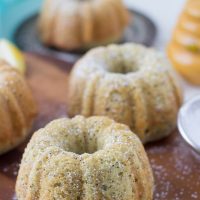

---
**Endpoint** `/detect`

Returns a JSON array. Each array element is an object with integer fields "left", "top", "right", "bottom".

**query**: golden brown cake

[
  {"left": 0, "top": 60, "right": 37, "bottom": 155},
  {"left": 38, "top": 0, "right": 129, "bottom": 50},
  {"left": 168, "top": 0, "right": 200, "bottom": 85},
  {"left": 67, "top": 43, "right": 182, "bottom": 143},
  {"left": 16, "top": 115, "right": 154, "bottom": 200}
]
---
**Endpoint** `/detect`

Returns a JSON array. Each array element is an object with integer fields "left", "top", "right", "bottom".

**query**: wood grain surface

[{"left": 0, "top": 53, "right": 200, "bottom": 200}]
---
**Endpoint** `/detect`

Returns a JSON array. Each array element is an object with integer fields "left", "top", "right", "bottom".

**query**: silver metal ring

[{"left": 178, "top": 94, "right": 200, "bottom": 153}]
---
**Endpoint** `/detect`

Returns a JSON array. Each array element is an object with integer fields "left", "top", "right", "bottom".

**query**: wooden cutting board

[{"left": 0, "top": 53, "right": 200, "bottom": 200}]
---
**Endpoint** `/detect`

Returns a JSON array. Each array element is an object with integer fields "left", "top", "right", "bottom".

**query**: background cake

[
  {"left": 38, "top": 0, "right": 129, "bottom": 50},
  {"left": 67, "top": 43, "right": 182, "bottom": 143},
  {"left": 0, "top": 60, "right": 37, "bottom": 155}
]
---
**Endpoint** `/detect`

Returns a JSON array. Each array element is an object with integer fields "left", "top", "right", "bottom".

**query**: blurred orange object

[{"left": 168, "top": 0, "right": 200, "bottom": 85}]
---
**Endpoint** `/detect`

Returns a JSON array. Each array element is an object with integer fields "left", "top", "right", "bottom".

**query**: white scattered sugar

[
  {"left": 191, "top": 192, "right": 198, "bottom": 199},
  {"left": 147, "top": 134, "right": 200, "bottom": 199},
  {"left": 3, "top": 162, "right": 19, "bottom": 177},
  {"left": 12, "top": 194, "right": 17, "bottom": 200}
]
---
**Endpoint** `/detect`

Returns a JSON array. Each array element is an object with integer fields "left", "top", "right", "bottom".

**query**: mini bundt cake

[
  {"left": 0, "top": 60, "right": 37, "bottom": 155},
  {"left": 38, "top": 0, "right": 129, "bottom": 50},
  {"left": 67, "top": 43, "right": 182, "bottom": 143},
  {"left": 16, "top": 116, "right": 154, "bottom": 200},
  {"left": 168, "top": 0, "right": 200, "bottom": 85}
]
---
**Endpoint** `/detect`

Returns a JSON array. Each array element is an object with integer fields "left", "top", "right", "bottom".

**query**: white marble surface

[{"left": 125, "top": 0, "right": 200, "bottom": 100}]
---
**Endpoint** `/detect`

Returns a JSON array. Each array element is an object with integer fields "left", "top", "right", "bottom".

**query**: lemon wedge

[{"left": 0, "top": 39, "right": 26, "bottom": 74}]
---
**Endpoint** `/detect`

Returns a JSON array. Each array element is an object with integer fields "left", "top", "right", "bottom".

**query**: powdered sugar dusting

[{"left": 147, "top": 132, "right": 200, "bottom": 199}]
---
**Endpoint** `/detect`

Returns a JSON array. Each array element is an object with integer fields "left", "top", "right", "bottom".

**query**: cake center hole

[{"left": 106, "top": 62, "right": 139, "bottom": 74}]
